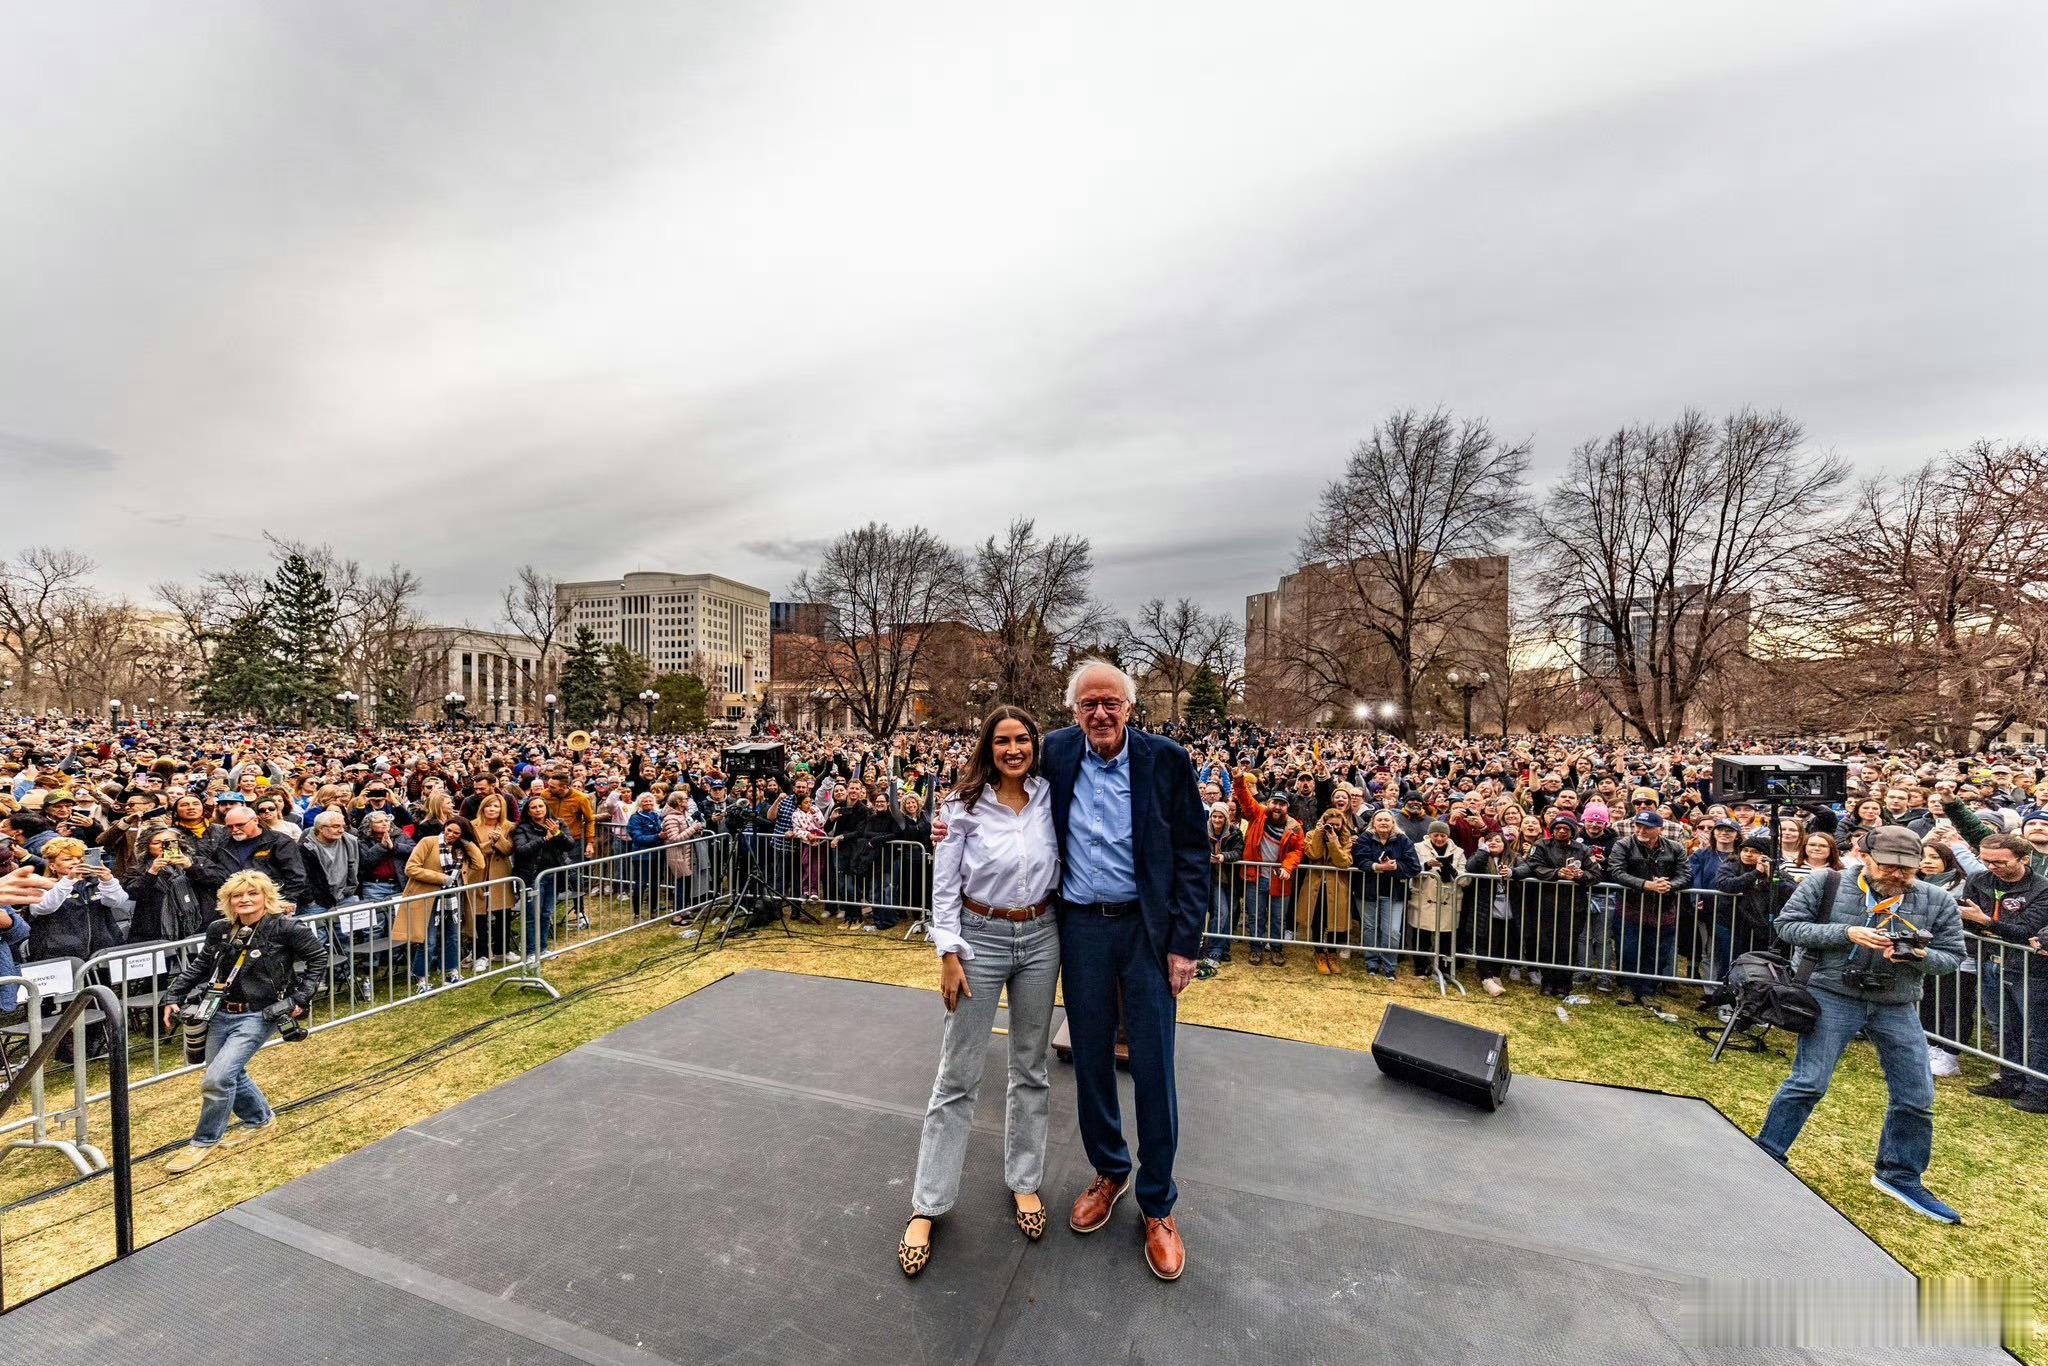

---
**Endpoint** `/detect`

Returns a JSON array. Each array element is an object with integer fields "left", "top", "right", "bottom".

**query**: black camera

[
  {"left": 176, "top": 996, "right": 220, "bottom": 1065},
  {"left": 1886, "top": 927, "right": 1931, "bottom": 959}
]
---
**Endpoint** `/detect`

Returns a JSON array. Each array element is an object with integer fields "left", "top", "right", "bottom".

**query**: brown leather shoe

[
  {"left": 1069, "top": 1172, "right": 1132, "bottom": 1234},
  {"left": 1144, "top": 1215, "right": 1185, "bottom": 1280}
]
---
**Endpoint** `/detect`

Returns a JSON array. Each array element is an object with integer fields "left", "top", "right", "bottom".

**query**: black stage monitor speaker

[
  {"left": 1371, "top": 1004, "right": 1510, "bottom": 1111},
  {"left": 1712, "top": 755, "right": 1847, "bottom": 806}
]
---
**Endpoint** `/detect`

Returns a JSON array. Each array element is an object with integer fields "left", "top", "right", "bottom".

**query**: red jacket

[{"left": 1240, "top": 804, "right": 1306, "bottom": 893}]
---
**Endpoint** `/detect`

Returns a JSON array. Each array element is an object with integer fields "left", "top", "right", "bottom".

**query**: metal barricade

[
  {"left": 0, "top": 973, "right": 103, "bottom": 1176},
  {"left": 1445, "top": 874, "right": 1744, "bottom": 995},
  {"left": 747, "top": 833, "right": 932, "bottom": 933},
  {"left": 1206, "top": 859, "right": 1460, "bottom": 991},
  {"left": 1923, "top": 929, "right": 2045, "bottom": 1085},
  {"left": 529, "top": 836, "right": 731, "bottom": 972}
]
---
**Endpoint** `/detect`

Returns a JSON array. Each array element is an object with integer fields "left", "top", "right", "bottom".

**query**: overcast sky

[{"left": 3, "top": 1, "right": 2044, "bottom": 628}]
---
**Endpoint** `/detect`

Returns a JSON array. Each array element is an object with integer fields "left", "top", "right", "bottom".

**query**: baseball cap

[
  {"left": 1866, "top": 826, "right": 1924, "bottom": 867},
  {"left": 1633, "top": 810, "right": 1665, "bottom": 828}
]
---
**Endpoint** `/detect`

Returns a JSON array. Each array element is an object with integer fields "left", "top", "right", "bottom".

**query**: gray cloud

[{"left": 1, "top": 1, "right": 2042, "bottom": 627}]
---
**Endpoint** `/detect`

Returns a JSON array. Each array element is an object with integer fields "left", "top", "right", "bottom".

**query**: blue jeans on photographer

[
  {"left": 1758, "top": 988, "right": 1934, "bottom": 1188},
  {"left": 192, "top": 1010, "right": 277, "bottom": 1147}
]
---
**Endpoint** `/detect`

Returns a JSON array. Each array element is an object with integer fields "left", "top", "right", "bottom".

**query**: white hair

[{"left": 1064, "top": 658, "right": 1138, "bottom": 709}]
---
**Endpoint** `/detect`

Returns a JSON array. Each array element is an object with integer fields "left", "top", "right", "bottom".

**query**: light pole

[
  {"left": 968, "top": 678, "right": 994, "bottom": 726},
  {"left": 544, "top": 692, "right": 558, "bottom": 741},
  {"left": 1352, "top": 701, "right": 1370, "bottom": 729},
  {"left": 742, "top": 648, "right": 758, "bottom": 732},
  {"left": 1446, "top": 669, "right": 1490, "bottom": 740},
  {"left": 491, "top": 688, "right": 505, "bottom": 727},
  {"left": 638, "top": 687, "right": 659, "bottom": 734},
  {"left": 335, "top": 689, "right": 360, "bottom": 726},
  {"left": 443, "top": 691, "right": 467, "bottom": 727},
  {"left": 108, "top": 697, "right": 123, "bottom": 728}
]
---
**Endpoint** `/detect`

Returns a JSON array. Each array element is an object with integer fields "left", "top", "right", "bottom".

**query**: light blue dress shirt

[{"left": 1062, "top": 736, "right": 1138, "bottom": 903}]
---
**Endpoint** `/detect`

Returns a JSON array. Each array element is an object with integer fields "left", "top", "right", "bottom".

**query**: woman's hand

[{"left": 939, "top": 953, "right": 971, "bottom": 1013}]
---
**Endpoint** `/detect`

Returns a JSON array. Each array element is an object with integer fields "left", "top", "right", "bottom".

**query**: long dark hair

[{"left": 948, "top": 704, "right": 1041, "bottom": 812}]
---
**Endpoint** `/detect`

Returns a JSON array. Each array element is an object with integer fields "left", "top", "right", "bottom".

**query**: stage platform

[{"left": 0, "top": 971, "right": 2004, "bottom": 1364}]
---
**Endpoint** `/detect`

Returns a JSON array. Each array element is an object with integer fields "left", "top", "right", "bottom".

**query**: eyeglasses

[{"left": 1075, "top": 699, "right": 1126, "bottom": 714}]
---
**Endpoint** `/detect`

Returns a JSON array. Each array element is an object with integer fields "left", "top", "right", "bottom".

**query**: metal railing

[
  {"left": 0, "top": 983, "right": 133, "bottom": 1307},
  {"left": 526, "top": 834, "right": 732, "bottom": 973},
  {"left": 745, "top": 834, "right": 933, "bottom": 933}
]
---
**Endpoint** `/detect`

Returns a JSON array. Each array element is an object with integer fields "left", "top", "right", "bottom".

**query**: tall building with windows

[{"left": 556, "top": 572, "right": 771, "bottom": 720}]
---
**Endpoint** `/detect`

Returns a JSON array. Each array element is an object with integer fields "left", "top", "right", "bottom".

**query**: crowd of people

[{"left": 1, "top": 713, "right": 2042, "bottom": 1115}]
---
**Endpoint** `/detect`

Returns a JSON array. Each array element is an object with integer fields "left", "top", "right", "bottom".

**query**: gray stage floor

[{"left": 0, "top": 971, "right": 2006, "bottom": 1365}]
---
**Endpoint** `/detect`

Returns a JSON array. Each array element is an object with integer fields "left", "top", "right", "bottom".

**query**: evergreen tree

[
  {"left": 558, "top": 626, "right": 609, "bottom": 727},
  {"left": 370, "top": 647, "right": 417, "bottom": 726},
  {"left": 194, "top": 609, "right": 286, "bottom": 719},
  {"left": 1185, "top": 665, "right": 1230, "bottom": 729},
  {"left": 266, "top": 551, "right": 342, "bottom": 720},
  {"left": 653, "top": 672, "right": 710, "bottom": 733},
  {"left": 602, "top": 644, "right": 652, "bottom": 725}
]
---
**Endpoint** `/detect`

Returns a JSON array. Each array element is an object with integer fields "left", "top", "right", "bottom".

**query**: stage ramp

[{"left": 0, "top": 971, "right": 2005, "bottom": 1365}]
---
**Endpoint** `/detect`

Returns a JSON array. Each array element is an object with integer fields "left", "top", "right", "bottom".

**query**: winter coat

[
  {"left": 298, "top": 831, "right": 363, "bottom": 909},
  {"left": 1409, "top": 837, "right": 1467, "bottom": 933},
  {"left": 662, "top": 810, "right": 705, "bottom": 878},
  {"left": 397, "top": 835, "right": 484, "bottom": 945},
  {"left": 196, "top": 827, "right": 308, "bottom": 911},
  {"left": 0, "top": 912, "right": 32, "bottom": 1011},
  {"left": 1297, "top": 826, "right": 1355, "bottom": 934},
  {"left": 469, "top": 821, "right": 519, "bottom": 918},
  {"left": 1239, "top": 805, "right": 1306, "bottom": 894},
  {"left": 512, "top": 819, "right": 577, "bottom": 885},
  {"left": 123, "top": 867, "right": 210, "bottom": 944},
  {"left": 1353, "top": 829, "right": 1422, "bottom": 903},
  {"left": 1606, "top": 834, "right": 1693, "bottom": 929},
  {"left": 28, "top": 874, "right": 136, "bottom": 962},
  {"left": 1774, "top": 869, "right": 1963, "bottom": 1006},
  {"left": 166, "top": 913, "right": 329, "bottom": 1017}
]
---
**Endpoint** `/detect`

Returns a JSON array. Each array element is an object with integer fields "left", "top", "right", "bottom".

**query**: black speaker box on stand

[{"left": 1371, "top": 1003, "right": 1511, "bottom": 1111}]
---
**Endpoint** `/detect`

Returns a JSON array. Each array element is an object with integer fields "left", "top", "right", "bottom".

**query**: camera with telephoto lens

[{"left": 177, "top": 995, "right": 221, "bottom": 1065}]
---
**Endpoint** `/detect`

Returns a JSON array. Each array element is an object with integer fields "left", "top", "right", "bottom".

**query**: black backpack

[{"left": 1720, "top": 870, "right": 1839, "bottom": 1035}]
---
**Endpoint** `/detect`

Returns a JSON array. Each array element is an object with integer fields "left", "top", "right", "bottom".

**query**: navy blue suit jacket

[{"left": 1043, "top": 725, "right": 1210, "bottom": 966}]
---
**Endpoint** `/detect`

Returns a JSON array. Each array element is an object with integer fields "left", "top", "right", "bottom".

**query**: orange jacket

[{"left": 1240, "top": 803, "right": 1306, "bottom": 892}]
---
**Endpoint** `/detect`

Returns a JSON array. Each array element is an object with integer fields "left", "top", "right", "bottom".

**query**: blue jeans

[
  {"left": 1059, "top": 906, "right": 1179, "bottom": 1219},
  {"left": 1980, "top": 959, "right": 2048, "bottom": 1092},
  {"left": 1247, "top": 880, "right": 1290, "bottom": 952},
  {"left": 193, "top": 1011, "right": 276, "bottom": 1146},
  {"left": 524, "top": 879, "right": 561, "bottom": 954},
  {"left": 1580, "top": 889, "right": 1618, "bottom": 975},
  {"left": 1757, "top": 988, "right": 1934, "bottom": 1186},
  {"left": 409, "top": 903, "right": 462, "bottom": 981},
  {"left": 1203, "top": 875, "right": 1235, "bottom": 961},
  {"left": 1366, "top": 894, "right": 1404, "bottom": 976},
  {"left": 1618, "top": 917, "right": 1678, "bottom": 995}
]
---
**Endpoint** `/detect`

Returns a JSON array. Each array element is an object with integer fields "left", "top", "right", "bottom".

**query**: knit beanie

[{"left": 1427, "top": 820, "right": 1451, "bottom": 837}]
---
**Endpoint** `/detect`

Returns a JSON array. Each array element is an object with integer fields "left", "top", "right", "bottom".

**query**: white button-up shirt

[{"left": 931, "top": 776, "right": 1059, "bottom": 960}]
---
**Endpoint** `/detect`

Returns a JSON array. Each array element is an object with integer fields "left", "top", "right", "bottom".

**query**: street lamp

[
  {"left": 544, "top": 692, "right": 558, "bottom": 741},
  {"left": 145, "top": 696, "right": 157, "bottom": 721},
  {"left": 638, "top": 687, "right": 659, "bottom": 733},
  {"left": 108, "top": 698, "right": 123, "bottom": 728},
  {"left": 443, "top": 691, "right": 467, "bottom": 726},
  {"left": 491, "top": 688, "right": 505, "bottom": 727},
  {"left": 1352, "top": 702, "right": 1370, "bottom": 726},
  {"left": 968, "top": 678, "right": 995, "bottom": 725},
  {"left": 1446, "top": 669, "right": 1491, "bottom": 740},
  {"left": 335, "top": 689, "right": 360, "bottom": 726}
]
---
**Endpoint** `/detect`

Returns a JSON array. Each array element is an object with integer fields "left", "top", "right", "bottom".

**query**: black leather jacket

[{"left": 166, "top": 914, "right": 329, "bottom": 1016}]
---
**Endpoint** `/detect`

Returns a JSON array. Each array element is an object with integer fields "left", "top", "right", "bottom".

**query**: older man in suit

[{"left": 1048, "top": 658, "right": 1209, "bottom": 1280}]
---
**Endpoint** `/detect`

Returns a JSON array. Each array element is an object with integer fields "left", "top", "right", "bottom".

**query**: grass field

[{"left": 1, "top": 915, "right": 2040, "bottom": 1357}]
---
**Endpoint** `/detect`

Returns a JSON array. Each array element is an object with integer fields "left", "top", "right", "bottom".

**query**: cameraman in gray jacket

[{"left": 1756, "top": 826, "right": 1966, "bottom": 1222}]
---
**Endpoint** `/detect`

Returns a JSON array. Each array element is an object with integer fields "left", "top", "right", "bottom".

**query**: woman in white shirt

[{"left": 898, "top": 705, "right": 1061, "bottom": 1278}]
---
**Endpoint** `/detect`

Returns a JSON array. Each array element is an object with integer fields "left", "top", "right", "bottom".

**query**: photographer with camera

[
  {"left": 1756, "top": 826, "right": 1966, "bottom": 1222},
  {"left": 160, "top": 869, "right": 327, "bottom": 1176}
]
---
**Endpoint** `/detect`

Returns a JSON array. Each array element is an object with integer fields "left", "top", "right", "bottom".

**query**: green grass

[{"left": 2, "top": 919, "right": 2040, "bottom": 1358}]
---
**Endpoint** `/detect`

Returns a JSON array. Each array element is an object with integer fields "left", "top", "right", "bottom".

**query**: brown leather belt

[{"left": 963, "top": 894, "right": 1052, "bottom": 923}]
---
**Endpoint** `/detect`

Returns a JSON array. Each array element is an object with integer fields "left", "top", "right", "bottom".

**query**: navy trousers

[{"left": 1059, "top": 906, "right": 1180, "bottom": 1219}]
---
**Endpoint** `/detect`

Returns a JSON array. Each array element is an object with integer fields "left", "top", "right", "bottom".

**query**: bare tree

[
  {"left": 0, "top": 546, "right": 96, "bottom": 704},
  {"left": 791, "top": 523, "right": 965, "bottom": 740},
  {"left": 1274, "top": 409, "right": 1527, "bottom": 737},
  {"left": 1119, "top": 597, "right": 1236, "bottom": 722},
  {"left": 501, "top": 564, "right": 566, "bottom": 708},
  {"left": 39, "top": 595, "right": 146, "bottom": 711},
  {"left": 960, "top": 519, "right": 1114, "bottom": 716},
  {"left": 1529, "top": 408, "right": 1846, "bottom": 744},
  {"left": 1779, "top": 440, "right": 2048, "bottom": 746}
]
